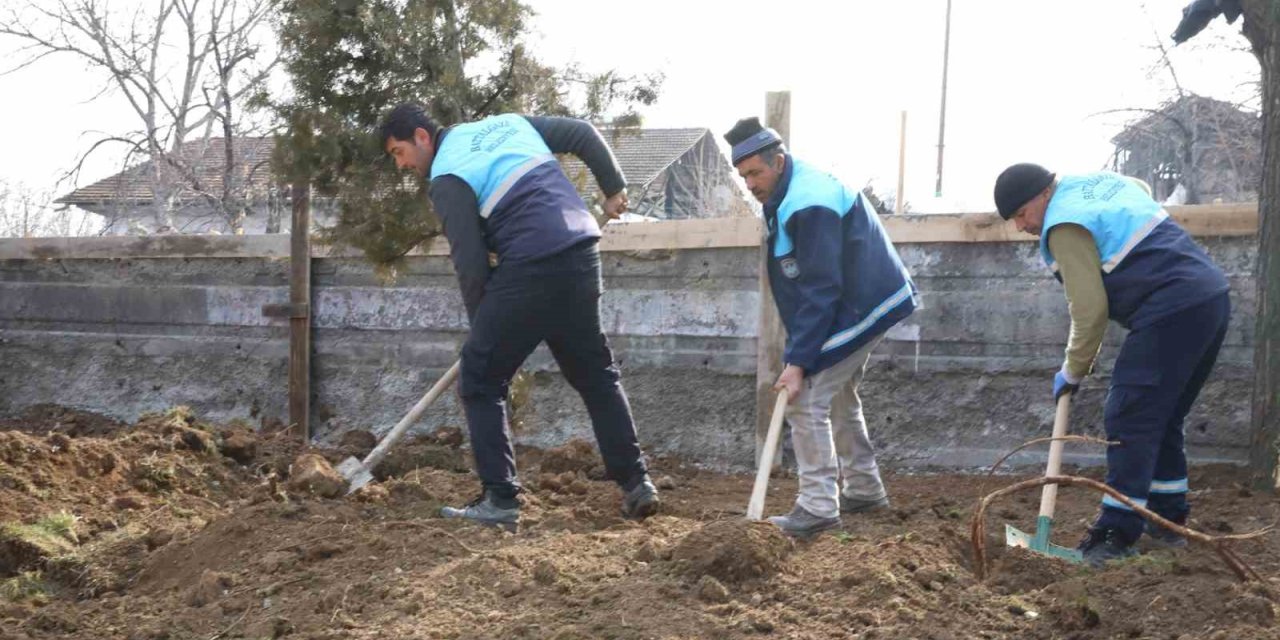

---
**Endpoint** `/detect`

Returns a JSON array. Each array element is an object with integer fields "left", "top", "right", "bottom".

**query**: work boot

[
  {"left": 441, "top": 491, "right": 519, "bottom": 532},
  {"left": 1077, "top": 527, "right": 1137, "bottom": 568},
  {"left": 621, "top": 475, "right": 660, "bottom": 520},
  {"left": 1144, "top": 521, "right": 1189, "bottom": 549},
  {"left": 768, "top": 503, "right": 841, "bottom": 537},
  {"left": 840, "top": 493, "right": 890, "bottom": 514}
]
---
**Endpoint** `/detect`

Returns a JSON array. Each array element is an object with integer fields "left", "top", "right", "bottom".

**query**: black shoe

[
  {"left": 621, "top": 475, "right": 660, "bottom": 520},
  {"left": 1145, "top": 521, "right": 1189, "bottom": 549},
  {"left": 441, "top": 491, "right": 519, "bottom": 532},
  {"left": 1077, "top": 527, "right": 1137, "bottom": 568}
]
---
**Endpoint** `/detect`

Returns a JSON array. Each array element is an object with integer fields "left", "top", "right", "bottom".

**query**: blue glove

[{"left": 1053, "top": 369, "right": 1079, "bottom": 401}]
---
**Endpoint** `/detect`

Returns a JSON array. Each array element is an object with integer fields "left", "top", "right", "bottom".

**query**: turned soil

[{"left": 1, "top": 406, "right": 1277, "bottom": 640}]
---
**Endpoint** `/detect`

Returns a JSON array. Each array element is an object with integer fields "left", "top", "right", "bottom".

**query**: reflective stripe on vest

[{"left": 1039, "top": 172, "right": 1169, "bottom": 274}]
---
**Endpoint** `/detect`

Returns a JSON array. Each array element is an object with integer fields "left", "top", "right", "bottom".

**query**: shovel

[
  {"left": 747, "top": 392, "right": 789, "bottom": 520},
  {"left": 1004, "top": 393, "right": 1084, "bottom": 563},
  {"left": 337, "top": 359, "right": 461, "bottom": 494}
]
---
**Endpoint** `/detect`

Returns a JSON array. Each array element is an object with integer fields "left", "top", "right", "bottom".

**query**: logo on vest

[
  {"left": 780, "top": 257, "right": 800, "bottom": 279},
  {"left": 470, "top": 120, "right": 517, "bottom": 153}
]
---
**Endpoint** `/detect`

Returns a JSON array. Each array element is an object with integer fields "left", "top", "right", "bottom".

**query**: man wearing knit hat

[
  {"left": 993, "top": 163, "right": 1230, "bottom": 566},
  {"left": 725, "top": 116, "right": 917, "bottom": 536}
]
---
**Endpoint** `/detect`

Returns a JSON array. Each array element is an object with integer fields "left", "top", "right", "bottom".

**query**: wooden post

[
  {"left": 896, "top": 110, "right": 908, "bottom": 215},
  {"left": 288, "top": 183, "right": 312, "bottom": 441},
  {"left": 755, "top": 91, "right": 790, "bottom": 470}
]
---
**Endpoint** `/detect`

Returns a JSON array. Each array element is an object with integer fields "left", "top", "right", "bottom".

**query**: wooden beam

[
  {"left": 756, "top": 92, "right": 791, "bottom": 471},
  {"left": 598, "top": 216, "right": 761, "bottom": 252},
  {"left": 288, "top": 183, "right": 312, "bottom": 442},
  {"left": 1166, "top": 203, "right": 1259, "bottom": 236},
  {"left": 0, "top": 204, "right": 1259, "bottom": 262},
  {"left": 766, "top": 92, "right": 792, "bottom": 147}
]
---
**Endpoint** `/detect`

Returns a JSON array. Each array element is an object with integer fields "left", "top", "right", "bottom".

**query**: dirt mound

[
  {"left": 669, "top": 520, "right": 792, "bottom": 584},
  {"left": 0, "top": 405, "right": 125, "bottom": 438},
  {"left": 2, "top": 408, "right": 1278, "bottom": 640}
]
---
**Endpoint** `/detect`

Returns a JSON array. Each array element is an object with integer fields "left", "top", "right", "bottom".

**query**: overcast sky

[{"left": 0, "top": 0, "right": 1261, "bottom": 215}]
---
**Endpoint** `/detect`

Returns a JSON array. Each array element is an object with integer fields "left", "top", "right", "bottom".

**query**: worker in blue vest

[
  {"left": 993, "top": 163, "right": 1230, "bottom": 566},
  {"left": 379, "top": 104, "right": 659, "bottom": 530},
  {"left": 725, "top": 117, "right": 917, "bottom": 537}
]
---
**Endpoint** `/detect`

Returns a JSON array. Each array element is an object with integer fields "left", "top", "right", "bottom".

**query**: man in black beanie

[
  {"left": 726, "top": 117, "right": 917, "bottom": 536},
  {"left": 993, "top": 163, "right": 1230, "bottom": 566}
]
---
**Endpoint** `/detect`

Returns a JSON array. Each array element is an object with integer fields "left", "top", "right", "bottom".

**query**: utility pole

[{"left": 935, "top": 0, "right": 952, "bottom": 197}]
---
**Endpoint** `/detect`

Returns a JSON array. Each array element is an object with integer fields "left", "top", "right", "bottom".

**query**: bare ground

[{"left": 1, "top": 407, "right": 1278, "bottom": 640}]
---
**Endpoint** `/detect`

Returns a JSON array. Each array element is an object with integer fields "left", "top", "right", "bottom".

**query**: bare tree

[
  {"left": 1103, "top": 11, "right": 1262, "bottom": 205},
  {"left": 0, "top": 0, "right": 279, "bottom": 234},
  {"left": 0, "top": 179, "right": 99, "bottom": 237}
]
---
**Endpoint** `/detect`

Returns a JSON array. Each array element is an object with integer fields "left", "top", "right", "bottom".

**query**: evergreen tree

[{"left": 272, "top": 0, "right": 661, "bottom": 272}]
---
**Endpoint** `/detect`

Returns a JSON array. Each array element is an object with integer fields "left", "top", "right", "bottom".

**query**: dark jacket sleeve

[
  {"left": 782, "top": 205, "right": 845, "bottom": 372},
  {"left": 428, "top": 175, "right": 491, "bottom": 322},
  {"left": 524, "top": 115, "right": 627, "bottom": 197}
]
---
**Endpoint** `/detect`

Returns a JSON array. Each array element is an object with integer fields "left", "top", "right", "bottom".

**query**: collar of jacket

[
  {"left": 426, "top": 125, "right": 453, "bottom": 178},
  {"left": 763, "top": 154, "right": 795, "bottom": 216}
]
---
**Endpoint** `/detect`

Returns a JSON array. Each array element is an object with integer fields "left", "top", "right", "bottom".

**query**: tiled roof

[
  {"left": 56, "top": 137, "right": 275, "bottom": 205},
  {"left": 559, "top": 127, "right": 711, "bottom": 198}
]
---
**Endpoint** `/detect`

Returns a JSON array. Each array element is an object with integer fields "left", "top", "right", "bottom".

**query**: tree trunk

[{"left": 1243, "top": 1, "right": 1280, "bottom": 489}]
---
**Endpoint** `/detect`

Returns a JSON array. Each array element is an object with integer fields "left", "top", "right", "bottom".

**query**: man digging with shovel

[
  {"left": 994, "top": 163, "right": 1231, "bottom": 567},
  {"left": 379, "top": 104, "right": 660, "bottom": 531},
  {"left": 725, "top": 117, "right": 917, "bottom": 537}
]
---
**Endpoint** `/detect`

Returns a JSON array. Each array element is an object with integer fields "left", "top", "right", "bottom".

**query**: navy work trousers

[
  {"left": 458, "top": 239, "right": 648, "bottom": 499},
  {"left": 1095, "top": 292, "right": 1230, "bottom": 543}
]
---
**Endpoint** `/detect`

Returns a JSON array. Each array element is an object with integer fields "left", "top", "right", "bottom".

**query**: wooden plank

[
  {"left": 1166, "top": 203, "right": 1259, "bottom": 236},
  {"left": 880, "top": 204, "right": 1260, "bottom": 243},
  {"left": 288, "top": 183, "right": 312, "bottom": 442},
  {"left": 599, "top": 217, "right": 762, "bottom": 252},
  {"left": 882, "top": 213, "right": 1025, "bottom": 243},
  {"left": 0, "top": 204, "right": 1259, "bottom": 262}
]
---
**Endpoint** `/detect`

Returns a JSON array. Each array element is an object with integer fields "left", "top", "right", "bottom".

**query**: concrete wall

[{"left": 0, "top": 211, "right": 1260, "bottom": 470}]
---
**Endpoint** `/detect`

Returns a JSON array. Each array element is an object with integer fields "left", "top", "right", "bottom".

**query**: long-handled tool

[
  {"left": 337, "top": 360, "right": 461, "bottom": 494},
  {"left": 747, "top": 392, "right": 789, "bottom": 520},
  {"left": 1005, "top": 393, "right": 1084, "bottom": 563}
]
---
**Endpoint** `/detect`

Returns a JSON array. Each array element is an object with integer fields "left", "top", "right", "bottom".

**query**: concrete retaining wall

[{"left": 0, "top": 210, "right": 1259, "bottom": 470}]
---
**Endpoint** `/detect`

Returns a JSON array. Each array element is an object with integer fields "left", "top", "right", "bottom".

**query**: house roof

[
  {"left": 56, "top": 137, "right": 276, "bottom": 206},
  {"left": 559, "top": 127, "right": 711, "bottom": 197},
  {"left": 57, "top": 127, "right": 716, "bottom": 206}
]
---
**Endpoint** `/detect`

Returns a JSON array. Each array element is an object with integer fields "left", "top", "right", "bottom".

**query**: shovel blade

[
  {"left": 336, "top": 456, "right": 373, "bottom": 495},
  {"left": 1005, "top": 517, "right": 1084, "bottom": 564}
]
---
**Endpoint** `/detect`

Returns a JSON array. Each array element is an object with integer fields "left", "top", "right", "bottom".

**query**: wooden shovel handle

[
  {"left": 362, "top": 360, "right": 461, "bottom": 470},
  {"left": 1039, "top": 393, "right": 1072, "bottom": 520},
  {"left": 747, "top": 392, "right": 790, "bottom": 520}
]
